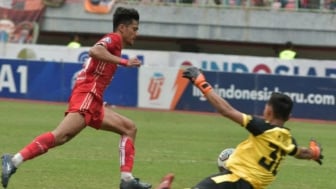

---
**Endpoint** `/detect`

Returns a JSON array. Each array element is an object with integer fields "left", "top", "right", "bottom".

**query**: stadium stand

[{"left": 1, "top": 0, "right": 336, "bottom": 59}]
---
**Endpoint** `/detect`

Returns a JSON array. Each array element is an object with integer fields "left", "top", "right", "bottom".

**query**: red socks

[
  {"left": 19, "top": 133, "right": 135, "bottom": 172},
  {"left": 19, "top": 132, "right": 56, "bottom": 161},
  {"left": 119, "top": 136, "right": 135, "bottom": 172}
]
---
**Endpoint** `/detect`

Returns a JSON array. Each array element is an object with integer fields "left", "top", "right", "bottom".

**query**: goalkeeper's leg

[{"left": 156, "top": 173, "right": 175, "bottom": 189}]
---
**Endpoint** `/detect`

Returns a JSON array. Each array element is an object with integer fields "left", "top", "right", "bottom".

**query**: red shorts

[{"left": 65, "top": 90, "right": 104, "bottom": 129}]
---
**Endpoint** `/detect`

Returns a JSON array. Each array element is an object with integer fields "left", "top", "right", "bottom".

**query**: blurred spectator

[
  {"left": 226, "top": 0, "right": 241, "bottom": 5},
  {"left": 253, "top": 0, "right": 267, "bottom": 6},
  {"left": 285, "top": 0, "right": 296, "bottom": 9},
  {"left": 0, "top": 15, "right": 15, "bottom": 43},
  {"left": 164, "top": 0, "right": 177, "bottom": 3},
  {"left": 279, "top": 41, "right": 297, "bottom": 60},
  {"left": 9, "top": 0, "right": 44, "bottom": 10},
  {"left": 139, "top": 0, "right": 154, "bottom": 4},
  {"left": 10, "top": 21, "right": 35, "bottom": 44},
  {"left": 11, "top": 0, "right": 25, "bottom": 9},
  {"left": 194, "top": 0, "right": 223, "bottom": 5},
  {"left": 67, "top": 34, "right": 81, "bottom": 48},
  {"left": 305, "top": 0, "right": 320, "bottom": 8},
  {"left": 180, "top": 0, "right": 194, "bottom": 3},
  {"left": 213, "top": 0, "right": 222, "bottom": 4},
  {"left": 326, "top": 0, "right": 336, "bottom": 10},
  {"left": 299, "top": 0, "right": 309, "bottom": 8},
  {"left": 279, "top": 0, "right": 288, "bottom": 7},
  {"left": 0, "top": 0, "right": 13, "bottom": 8},
  {"left": 272, "top": 0, "right": 282, "bottom": 9}
]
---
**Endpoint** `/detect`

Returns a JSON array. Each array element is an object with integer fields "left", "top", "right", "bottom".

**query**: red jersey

[
  {"left": 75, "top": 33, "right": 122, "bottom": 95},
  {"left": 66, "top": 33, "right": 123, "bottom": 128}
]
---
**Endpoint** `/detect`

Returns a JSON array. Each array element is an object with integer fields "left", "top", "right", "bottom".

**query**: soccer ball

[{"left": 217, "top": 148, "right": 235, "bottom": 172}]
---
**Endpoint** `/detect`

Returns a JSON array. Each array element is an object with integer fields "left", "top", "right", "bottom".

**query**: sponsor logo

[
  {"left": 102, "top": 37, "right": 111, "bottom": 43},
  {"left": 78, "top": 51, "right": 89, "bottom": 63},
  {"left": 199, "top": 61, "right": 336, "bottom": 78},
  {"left": 148, "top": 72, "right": 164, "bottom": 100},
  {"left": 193, "top": 84, "right": 336, "bottom": 106}
]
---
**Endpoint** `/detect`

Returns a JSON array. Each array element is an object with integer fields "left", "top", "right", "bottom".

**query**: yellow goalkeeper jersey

[{"left": 226, "top": 114, "right": 298, "bottom": 189}]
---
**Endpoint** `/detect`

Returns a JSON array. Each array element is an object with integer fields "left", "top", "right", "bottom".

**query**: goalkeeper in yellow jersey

[{"left": 163, "top": 66, "right": 323, "bottom": 189}]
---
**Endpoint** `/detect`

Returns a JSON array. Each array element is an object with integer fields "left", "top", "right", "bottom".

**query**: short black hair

[
  {"left": 267, "top": 92, "right": 293, "bottom": 121},
  {"left": 113, "top": 7, "right": 139, "bottom": 32},
  {"left": 285, "top": 41, "right": 293, "bottom": 48}
]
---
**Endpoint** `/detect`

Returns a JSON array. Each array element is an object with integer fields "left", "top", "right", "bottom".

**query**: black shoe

[
  {"left": 120, "top": 178, "right": 152, "bottom": 189},
  {"left": 1, "top": 154, "right": 17, "bottom": 188}
]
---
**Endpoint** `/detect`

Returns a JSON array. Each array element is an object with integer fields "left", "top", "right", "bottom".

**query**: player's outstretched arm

[
  {"left": 89, "top": 45, "right": 141, "bottom": 67},
  {"left": 182, "top": 66, "right": 244, "bottom": 125},
  {"left": 295, "top": 139, "right": 323, "bottom": 165},
  {"left": 89, "top": 45, "right": 122, "bottom": 64}
]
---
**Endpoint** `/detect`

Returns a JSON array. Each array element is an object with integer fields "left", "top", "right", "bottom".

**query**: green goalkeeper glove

[
  {"left": 182, "top": 66, "right": 213, "bottom": 95},
  {"left": 309, "top": 139, "right": 323, "bottom": 165}
]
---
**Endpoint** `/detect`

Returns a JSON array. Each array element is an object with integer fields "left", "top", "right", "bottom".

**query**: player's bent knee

[
  {"left": 121, "top": 121, "right": 137, "bottom": 140},
  {"left": 54, "top": 132, "right": 77, "bottom": 146},
  {"left": 126, "top": 122, "right": 137, "bottom": 135}
]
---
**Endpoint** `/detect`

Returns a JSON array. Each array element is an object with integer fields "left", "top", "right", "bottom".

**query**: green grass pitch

[{"left": 0, "top": 100, "right": 334, "bottom": 189}]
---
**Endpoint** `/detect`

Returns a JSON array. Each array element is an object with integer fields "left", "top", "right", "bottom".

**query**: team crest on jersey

[{"left": 102, "top": 37, "right": 112, "bottom": 44}]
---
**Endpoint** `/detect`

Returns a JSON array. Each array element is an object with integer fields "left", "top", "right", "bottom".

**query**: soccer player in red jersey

[{"left": 1, "top": 7, "right": 151, "bottom": 189}]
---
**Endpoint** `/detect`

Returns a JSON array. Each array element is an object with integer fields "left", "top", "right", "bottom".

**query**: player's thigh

[
  {"left": 100, "top": 106, "right": 136, "bottom": 135},
  {"left": 192, "top": 172, "right": 224, "bottom": 189},
  {"left": 192, "top": 172, "right": 252, "bottom": 189},
  {"left": 192, "top": 180, "right": 246, "bottom": 189}
]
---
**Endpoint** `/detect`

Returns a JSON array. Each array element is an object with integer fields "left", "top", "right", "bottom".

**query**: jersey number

[{"left": 258, "top": 142, "right": 285, "bottom": 175}]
